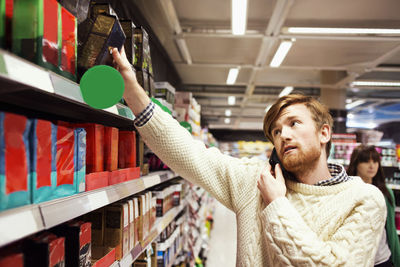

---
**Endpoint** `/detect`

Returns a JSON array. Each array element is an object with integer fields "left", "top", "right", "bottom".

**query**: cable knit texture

[{"left": 137, "top": 105, "right": 387, "bottom": 267}]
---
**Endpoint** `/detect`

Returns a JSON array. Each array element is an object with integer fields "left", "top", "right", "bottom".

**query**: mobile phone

[{"left": 269, "top": 148, "right": 294, "bottom": 180}]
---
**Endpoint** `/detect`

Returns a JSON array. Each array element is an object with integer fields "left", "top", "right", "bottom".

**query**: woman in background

[{"left": 348, "top": 145, "right": 400, "bottom": 267}]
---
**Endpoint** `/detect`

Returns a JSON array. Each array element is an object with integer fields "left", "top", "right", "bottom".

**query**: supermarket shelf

[
  {"left": 0, "top": 49, "right": 135, "bottom": 130},
  {"left": 119, "top": 201, "right": 186, "bottom": 267},
  {"left": 387, "top": 184, "right": 400, "bottom": 190},
  {"left": 167, "top": 242, "right": 184, "bottom": 267},
  {"left": 193, "top": 237, "right": 203, "bottom": 260},
  {"left": 0, "top": 170, "right": 178, "bottom": 248}
]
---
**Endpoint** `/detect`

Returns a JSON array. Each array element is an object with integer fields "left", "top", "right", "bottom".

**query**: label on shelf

[
  {"left": 0, "top": 209, "right": 40, "bottom": 244},
  {"left": 88, "top": 191, "right": 110, "bottom": 210},
  {"left": 0, "top": 54, "right": 7, "bottom": 74},
  {"left": 143, "top": 175, "right": 161, "bottom": 188},
  {"left": 3, "top": 54, "right": 54, "bottom": 93},
  {"left": 103, "top": 105, "right": 119, "bottom": 115}
]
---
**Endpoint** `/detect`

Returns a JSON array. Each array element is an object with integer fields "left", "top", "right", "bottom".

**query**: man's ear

[{"left": 319, "top": 124, "right": 331, "bottom": 145}]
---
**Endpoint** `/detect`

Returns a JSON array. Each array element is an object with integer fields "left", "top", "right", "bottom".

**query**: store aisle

[{"left": 206, "top": 201, "right": 237, "bottom": 267}]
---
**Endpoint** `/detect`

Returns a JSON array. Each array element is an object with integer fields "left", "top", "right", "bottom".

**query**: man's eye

[{"left": 291, "top": 121, "right": 299, "bottom": 126}]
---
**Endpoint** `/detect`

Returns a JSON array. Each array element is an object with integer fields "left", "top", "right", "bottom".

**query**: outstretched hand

[{"left": 257, "top": 163, "right": 287, "bottom": 205}]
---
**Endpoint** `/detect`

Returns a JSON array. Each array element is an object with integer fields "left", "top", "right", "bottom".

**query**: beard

[{"left": 281, "top": 143, "right": 321, "bottom": 174}]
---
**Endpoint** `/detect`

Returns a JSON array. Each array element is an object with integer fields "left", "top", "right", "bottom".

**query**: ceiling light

[
  {"left": 351, "top": 81, "right": 400, "bottom": 87},
  {"left": 232, "top": 0, "right": 248, "bottom": 35},
  {"left": 346, "top": 99, "right": 352, "bottom": 104},
  {"left": 346, "top": 100, "right": 366, "bottom": 110},
  {"left": 224, "top": 118, "right": 231, "bottom": 124},
  {"left": 347, "top": 113, "right": 354, "bottom": 119},
  {"left": 270, "top": 41, "right": 293, "bottom": 67},
  {"left": 228, "top": 96, "right": 236, "bottom": 105},
  {"left": 279, "top": 86, "right": 293, "bottom": 97},
  {"left": 286, "top": 27, "right": 400, "bottom": 35},
  {"left": 226, "top": 68, "right": 239, "bottom": 85},
  {"left": 225, "top": 109, "right": 232, "bottom": 116}
]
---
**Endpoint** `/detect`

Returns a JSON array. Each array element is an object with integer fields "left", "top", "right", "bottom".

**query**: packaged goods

[
  {"left": 104, "top": 127, "right": 118, "bottom": 171},
  {"left": 104, "top": 203, "right": 129, "bottom": 260},
  {"left": 12, "top": 0, "right": 59, "bottom": 72},
  {"left": 75, "top": 128, "right": 86, "bottom": 193},
  {"left": 133, "top": 197, "right": 140, "bottom": 245},
  {"left": 120, "top": 20, "right": 136, "bottom": 65},
  {"left": 0, "top": 0, "right": 14, "bottom": 49},
  {"left": 136, "top": 69, "right": 150, "bottom": 97},
  {"left": 91, "top": 246, "right": 115, "bottom": 267},
  {"left": 118, "top": 131, "right": 136, "bottom": 169},
  {"left": 85, "top": 171, "right": 109, "bottom": 191},
  {"left": 52, "top": 221, "right": 92, "bottom": 267},
  {"left": 0, "top": 112, "right": 31, "bottom": 211},
  {"left": 0, "top": 251, "right": 23, "bottom": 267},
  {"left": 77, "top": 12, "right": 125, "bottom": 79},
  {"left": 23, "top": 232, "right": 65, "bottom": 267},
  {"left": 75, "top": 123, "right": 104, "bottom": 173},
  {"left": 133, "top": 27, "right": 149, "bottom": 70},
  {"left": 127, "top": 200, "right": 135, "bottom": 251},
  {"left": 154, "top": 82, "right": 176, "bottom": 106},
  {"left": 53, "top": 125, "right": 76, "bottom": 198},
  {"left": 60, "top": 6, "right": 77, "bottom": 81},
  {"left": 29, "top": 119, "right": 56, "bottom": 203}
]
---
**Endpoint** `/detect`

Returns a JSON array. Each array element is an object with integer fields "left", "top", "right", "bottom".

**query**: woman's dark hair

[{"left": 347, "top": 145, "right": 392, "bottom": 206}]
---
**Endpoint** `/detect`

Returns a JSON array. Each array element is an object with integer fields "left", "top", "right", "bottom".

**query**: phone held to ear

[{"left": 269, "top": 148, "right": 295, "bottom": 180}]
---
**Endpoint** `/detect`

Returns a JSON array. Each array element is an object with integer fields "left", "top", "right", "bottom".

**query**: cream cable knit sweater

[{"left": 137, "top": 105, "right": 387, "bottom": 267}]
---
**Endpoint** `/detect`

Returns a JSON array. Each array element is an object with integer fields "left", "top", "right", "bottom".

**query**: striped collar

[{"left": 315, "top": 163, "right": 351, "bottom": 186}]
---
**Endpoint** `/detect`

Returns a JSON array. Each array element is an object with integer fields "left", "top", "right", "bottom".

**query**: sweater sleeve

[
  {"left": 260, "top": 192, "right": 386, "bottom": 266},
  {"left": 136, "top": 105, "right": 262, "bottom": 212}
]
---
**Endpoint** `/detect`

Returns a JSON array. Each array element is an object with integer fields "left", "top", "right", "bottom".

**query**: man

[{"left": 112, "top": 48, "right": 386, "bottom": 266}]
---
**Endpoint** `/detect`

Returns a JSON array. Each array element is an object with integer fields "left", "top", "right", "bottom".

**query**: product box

[
  {"left": 12, "top": 0, "right": 59, "bottom": 72},
  {"left": 75, "top": 128, "right": 86, "bottom": 193},
  {"left": 0, "top": 252, "right": 23, "bottom": 267},
  {"left": 0, "top": 112, "right": 31, "bottom": 211},
  {"left": 59, "top": 6, "right": 77, "bottom": 81},
  {"left": 0, "top": 0, "right": 13, "bottom": 49},
  {"left": 154, "top": 82, "right": 176, "bottom": 106},
  {"left": 109, "top": 169, "right": 127, "bottom": 185},
  {"left": 127, "top": 199, "right": 135, "bottom": 251},
  {"left": 53, "top": 125, "right": 76, "bottom": 198},
  {"left": 85, "top": 171, "right": 109, "bottom": 191},
  {"left": 75, "top": 123, "right": 104, "bottom": 173},
  {"left": 104, "top": 203, "right": 129, "bottom": 260},
  {"left": 52, "top": 221, "right": 92, "bottom": 267},
  {"left": 120, "top": 19, "right": 136, "bottom": 65},
  {"left": 91, "top": 246, "right": 115, "bottom": 267},
  {"left": 104, "top": 127, "right": 118, "bottom": 171},
  {"left": 83, "top": 208, "right": 105, "bottom": 246},
  {"left": 139, "top": 194, "right": 147, "bottom": 240},
  {"left": 136, "top": 132, "right": 144, "bottom": 173},
  {"left": 136, "top": 69, "right": 150, "bottom": 97},
  {"left": 174, "top": 92, "right": 192, "bottom": 106},
  {"left": 77, "top": 12, "right": 125, "bottom": 79},
  {"left": 23, "top": 232, "right": 65, "bottom": 267},
  {"left": 118, "top": 131, "right": 136, "bottom": 169},
  {"left": 29, "top": 119, "right": 56, "bottom": 203},
  {"left": 133, "top": 197, "right": 140, "bottom": 246},
  {"left": 133, "top": 27, "right": 149, "bottom": 70},
  {"left": 89, "top": 2, "right": 117, "bottom": 20}
]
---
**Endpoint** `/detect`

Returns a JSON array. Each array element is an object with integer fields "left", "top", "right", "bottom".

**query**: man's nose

[{"left": 280, "top": 126, "right": 292, "bottom": 140}]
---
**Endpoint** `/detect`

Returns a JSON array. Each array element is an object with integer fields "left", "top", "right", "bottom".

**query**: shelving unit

[
  {"left": 119, "top": 200, "right": 186, "bottom": 267},
  {"left": 0, "top": 170, "right": 178, "bottom": 248},
  {"left": 0, "top": 49, "right": 135, "bottom": 130}
]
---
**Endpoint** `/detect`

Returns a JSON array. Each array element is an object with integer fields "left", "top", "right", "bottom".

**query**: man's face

[{"left": 270, "top": 104, "right": 323, "bottom": 174}]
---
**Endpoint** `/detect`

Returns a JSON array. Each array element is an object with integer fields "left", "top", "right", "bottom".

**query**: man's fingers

[
  {"left": 275, "top": 163, "right": 285, "bottom": 183},
  {"left": 112, "top": 48, "right": 123, "bottom": 67}
]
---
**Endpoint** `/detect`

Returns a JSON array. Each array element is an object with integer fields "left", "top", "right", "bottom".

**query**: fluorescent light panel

[
  {"left": 270, "top": 41, "right": 293, "bottom": 67},
  {"left": 352, "top": 81, "right": 400, "bottom": 87},
  {"left": 225, "top": 109, "right": 232, "bottom": 116},
  {"left": 279, "top": 86, "right": 293, "bottom": 97},
  {"left": 228, "top": 96, "right": 236, "bottom": 105},
  {"left": 346, "top": 100, "right": 366, "bottom": 110},
  {"left": 232, "top": 0, "right": 248, "bottom": 35},
  {"left": 226, "top": 68, "right": 239, "bottom": 85},
  {"left": 224, "top": 118, "right": 231, "bottom": 124},
  {"left": 287, "top": 27, "right": 400, "bottom": 35}
]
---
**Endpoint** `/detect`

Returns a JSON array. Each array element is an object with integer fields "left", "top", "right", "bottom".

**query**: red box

[
  {"left": 85, "top": 172, "right": 109, "bottom": 191},
  {"left": 104, "top": 127, "right": 119, "bottom": 171},
  {"left": 23, "top": 233, "right": 65, "bottom": 267},
  {"left": 0, "top": 252, "right": 23, "bottom": 267},
  {"left": 118, "top": 131, "right": 136, "bottom": 169},
  {"left": 126, "top": 167, "right": 140, "bottom": 181},
  {"left": 91, "top": 247, "right": 115, "bottom": 267},
  {"left": 75, "top": 124, "right": 104, "bottom": 173},
  {"left": 109, "top": 169, "right": 127, "bottom": 185}
]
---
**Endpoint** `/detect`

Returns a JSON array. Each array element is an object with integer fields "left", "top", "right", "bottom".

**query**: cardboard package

[
  {"left": 23, "top": 232, "right": 65, "bottom": 267},
  {"left": 104, "top": 203, "right": 129, "bottom": 260}
]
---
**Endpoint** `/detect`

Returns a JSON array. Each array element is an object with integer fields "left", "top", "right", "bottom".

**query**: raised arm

[{"left": 112, "top": 48, "right": 263, "bottom": 212}]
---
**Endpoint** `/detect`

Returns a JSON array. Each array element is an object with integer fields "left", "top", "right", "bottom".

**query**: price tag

[
  {"left": 103, "top": 105, "right": 119, "bottom": 115},
  {"left": 87, "top": 191, "right": 109, "bottom": 210},
  {"left": 0, "top": 209, "right": 40, "bottom": 246},
  {"left": 4, "top": 54, "right": 54, "bottom": 93},
  {"left": 143, "top": 175, "right": 161, "bottom": 188}
]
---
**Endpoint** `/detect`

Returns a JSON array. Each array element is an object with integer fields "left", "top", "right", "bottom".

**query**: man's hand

[
  {"left": 257, "top": 163, "right": 287, "bottom": 205},
  {"left": 112, "top": 47, "right": 151, "bottom": 116}
]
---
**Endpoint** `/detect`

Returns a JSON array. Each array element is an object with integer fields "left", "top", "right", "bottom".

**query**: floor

[{"left": 206, "top": 201, "right": 237, "bottom": 267}]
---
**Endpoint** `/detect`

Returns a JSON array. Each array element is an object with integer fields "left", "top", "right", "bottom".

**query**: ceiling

[{"left": 133, "top": 0, "right": 400, "bottom": 131}]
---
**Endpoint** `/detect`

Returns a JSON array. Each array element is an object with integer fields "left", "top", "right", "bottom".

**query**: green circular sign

[{"left": 80, "top": 65, "right": 125, "bottom": 109}]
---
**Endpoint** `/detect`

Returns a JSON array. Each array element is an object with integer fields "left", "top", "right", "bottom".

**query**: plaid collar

[{"left": 315, "top": 163, "right": 351, "bottom": 186}]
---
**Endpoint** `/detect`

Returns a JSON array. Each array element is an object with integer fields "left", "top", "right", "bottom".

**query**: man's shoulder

[{"left": 347, "top": 177, "right": 386, "bottom": 206}]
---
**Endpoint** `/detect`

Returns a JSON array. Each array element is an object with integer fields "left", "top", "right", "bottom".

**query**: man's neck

[{"left": 295, "top": 156, "right": 332, "bottom": 185}]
